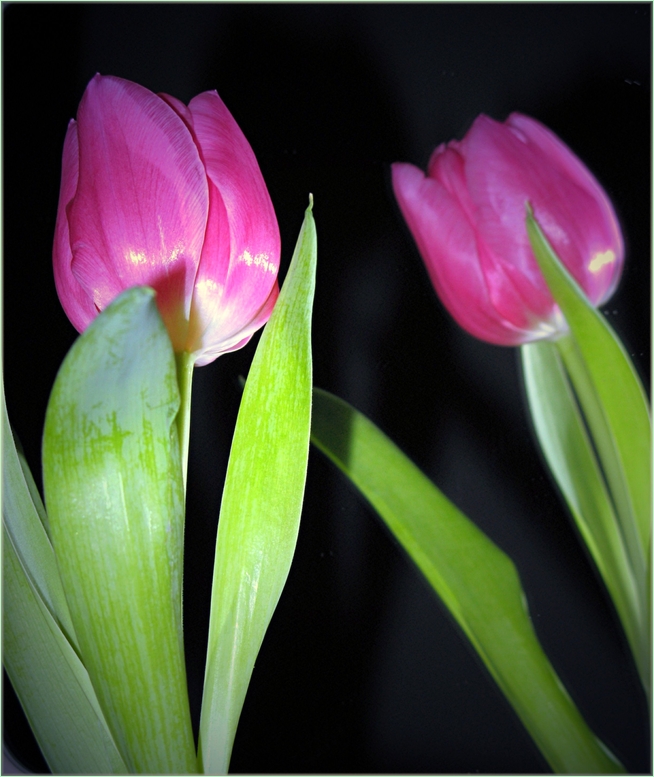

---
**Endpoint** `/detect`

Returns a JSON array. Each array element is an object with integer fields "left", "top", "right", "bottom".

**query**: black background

[{"left": 3, "top": 3, "right": 651, "bottom": 774}]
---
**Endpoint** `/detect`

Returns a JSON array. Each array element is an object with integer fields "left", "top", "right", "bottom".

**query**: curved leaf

[
  {"left": 521, "top": 341, "right": 645, "bottom": 681},
  {"left": 526, "top": 209, "right": 651, "bottom": 697},
  {"left": 3, "top": 388, "right": 76, "bottom": 647},
  {"left": 3, "top": 390, "right": 127, "bottom": 774},
  {"left": 311, "top": 388, "right": 624, "bottom": 775},
  {"left": 4, "top": 524, "right": 128, "bottom": 775},
  {"left": 198, "top": 201, "right": 317, "bottom": 774}
]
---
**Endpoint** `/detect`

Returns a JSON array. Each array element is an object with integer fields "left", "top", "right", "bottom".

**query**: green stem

[{"left": 175, "top": 351, "right": 195, "bottom": 491}]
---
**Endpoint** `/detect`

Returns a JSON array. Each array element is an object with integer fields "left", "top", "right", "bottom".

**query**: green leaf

[
  {"left": 521, "top": 341, "right": 645, "bottom": 682},
  {"left": 3, "top": 388, "right": 77, "bottom": 647},
  {"left": 526, "top": 209, "right": 650, "bottom": 566},
  {"left": 3, "top": 393, "right": 128, "bottom": 774},
  {"left": 15, "top": 432, "right": 52, "bottom": 541},
  {"left": 4, "top": 524, "right": 129, "bottom": 775},
  {"left": 198, "top": 200, "right": 317, "bottom": 775},
  {"left": 42, "top": 287, "right": 196, "bottom": 774},
  {"left": 310, "top": 388, "right": 624, "bottom": 775},
  {"left": 526, "top": 209, "right": 651, "bottom": 695}
]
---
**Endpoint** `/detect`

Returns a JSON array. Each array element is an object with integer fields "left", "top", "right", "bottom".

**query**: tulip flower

[
  {"left": 392, "top": 113, "right": 624, "bottom": 345},
  {"left": 54, "top": 74, "right": 280, "bottom": 366}
]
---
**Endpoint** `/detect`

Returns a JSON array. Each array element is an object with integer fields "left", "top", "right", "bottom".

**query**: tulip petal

[
  {"left": 194, "top": 283, "right": 279, "bottom": 367},
  {"left": 428, "top": 142, "right": 559, "bottom": 336},
  {"left": 159, "top": 93, "right": 193, "bottom": 126},
  {"left": 395, "top": 113, "right": 624, "bottom": 348},
  {"left": 464, "top": 115, "right": 621, "bottom": 317},
  {"left": 506, "top": 113, "right": 624, "bottom": 305},
  {"left": 67, "top": 75, "right": 210, "bottom": 351},
  {"left": 186, "top": 91, "right": 280, "bottom": 359},
  {"left": 460, "top": 116, "right": 558, "bottom": 318},
  {"left": 392, "top": 162, "right": 529, "bottom": 345},
  {"left": 428, "top": 142, "right": 477, "bottom": 226},
  {"left": 53, "top": 121, "right": 98, "bottom": 332}
]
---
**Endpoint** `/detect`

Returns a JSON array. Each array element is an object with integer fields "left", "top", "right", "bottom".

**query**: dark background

[{"left": 3, "top": 3, "right": 651, "bottom": 774}]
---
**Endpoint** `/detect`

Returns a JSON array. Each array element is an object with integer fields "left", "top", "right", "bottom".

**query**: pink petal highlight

[
  {"left": 194, "top": 283, "right": 280, "bottom": 366},
  {"left": 186, "top": 90, "right": 280, "bottom": 359}
]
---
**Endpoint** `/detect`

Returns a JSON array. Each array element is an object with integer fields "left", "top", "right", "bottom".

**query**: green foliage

[
  {"left": 198, "top": 200, "right": 317, "bottom": 774},
  {"left": 3, "top": 391, "right": 128, "bottom": 774},
  {"left": 526, "top": 209, "right": 651, "bottom": 697},
  {"left": 42, "top": 287, "right": 196, "bottom": 774},
  {"left": 311, "top": 388, "right": 624, "bottom": 774}
]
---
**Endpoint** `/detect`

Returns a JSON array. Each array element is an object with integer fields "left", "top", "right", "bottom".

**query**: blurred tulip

[
  {"left": 54, "top": 74, "right": 280, "bottom": 366},
  {"left": 392, "top": 113, "right": 624, "bottom": 345}
]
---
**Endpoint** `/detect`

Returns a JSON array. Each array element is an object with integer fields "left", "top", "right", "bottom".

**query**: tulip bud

[
  {"left": 392, "top": 113, "right": 624, "bottom": 345},
  {"left": 54, "top": 74, "right": 280, "bottom": 366}
]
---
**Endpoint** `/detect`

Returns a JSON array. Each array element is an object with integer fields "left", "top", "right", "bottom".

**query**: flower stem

[{"left": 175, "top": 351, "right": 195, "bottom": 491}]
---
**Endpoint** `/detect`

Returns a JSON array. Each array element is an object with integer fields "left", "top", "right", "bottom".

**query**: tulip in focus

[
  {"left": 392, "top": 113, "right": 624, "bottom": 345},
  {"left": 54, "top": 74, "right": 280, "bottom": 366}
]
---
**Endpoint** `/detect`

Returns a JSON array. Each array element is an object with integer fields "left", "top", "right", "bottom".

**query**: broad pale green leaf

[
  {"left": 42, "top": 287, "right": 196, "bottom": 774},
  {"left": 198, "top": 201, "right": 317, "bottom": 775},
  {"left": 311, "top": 388, "right": 624, "bottom": 775},
  {"left": 4, "top": 523, "right": 128, "bottom": 774},
  {"left": 521, "top": 341, "right": 646, "bottom": 682}
]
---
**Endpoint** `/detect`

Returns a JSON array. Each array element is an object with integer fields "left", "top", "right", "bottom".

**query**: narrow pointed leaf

[
  {"left": 3, "top": 392, "right": 127, "bottom": 774},
  {"left": 526, "top": 210, "right": 650, "bottom": 571},
  {"left": 42, "top": 287, "right": 196, "bottom": 774},
  {"left": 3, "top": 389, "right": 77, "bottom": 647},
  {"left": 521, "top": 341, "right": 646, "bottom": 682},
  {"left": 4, "top": 522, "right": 128, "bottom": 774},
  {"left": 311, "top": 388, "right": 624, "bottom": 775},
  {"left": 526, "top": 210, "right": 651, "bottom": 697},
  {"left": 16, "top": 437, "right": 52, "bottom": 540},
  {"left": 198, "top": 201, "right": 316, "bottom": 775}
]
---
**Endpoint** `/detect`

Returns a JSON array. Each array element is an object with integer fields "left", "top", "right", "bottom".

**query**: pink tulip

[
  {"left": 392, "top": 113, "right": 624, "bottom": 345},
  {"left": 54, "top": 74, "right": 280, "bottom": 366}
]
